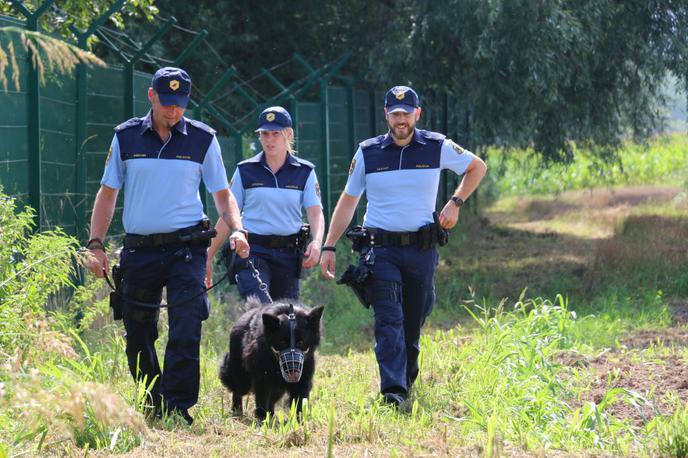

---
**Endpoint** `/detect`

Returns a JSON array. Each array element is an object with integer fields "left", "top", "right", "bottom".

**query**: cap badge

[
  {"left": 169, "top": 80, "right": 180, "bottom": 91},
  {"left": 266, "top": 112, "right": 276, "bottom": 122},
  {"left": 393, "top": 88, "right": 407, "bottom": 100}
]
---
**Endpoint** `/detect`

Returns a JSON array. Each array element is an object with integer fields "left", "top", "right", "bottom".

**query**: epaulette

[
  {"left": 418, "top": 129, "right": 446, "bottom": 142},
  {"left": 187, "top": 118, "right": 216, "bottom": 136},
  {"left": 293, "top": 156, "right": 315, "bottom": 168},
  {"left": 114, "top": 117, "right": 143, "bottom": 133},
  {"left": 359, "top": 135, "right": 386, "bottom": 149},
  {"left": 237, "top": 153, "right": 262, "bottom": 166}
]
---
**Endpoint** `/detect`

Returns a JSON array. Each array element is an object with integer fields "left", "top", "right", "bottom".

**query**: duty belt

[
  {"left": 124, "top": 221, "right": 214, "bottom": 249},
  {"left": 248, "top": 233, "right": 300, "bottom": 250},
  {"left": 366, "top": 228, "right": 430, "bottom": 247},
  {"left": 347, "top": 221, "right": 446, "bottom": 251}
]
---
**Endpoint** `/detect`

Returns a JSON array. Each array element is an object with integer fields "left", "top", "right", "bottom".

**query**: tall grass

[{"left": 486, "top": 134, "right": 688, "bottom": 196}]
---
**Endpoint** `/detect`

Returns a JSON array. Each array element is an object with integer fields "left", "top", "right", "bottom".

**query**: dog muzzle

[
  {"left": 272, "top": 304, "right": 310, "bottom": 383},
  {"left": 273, "top": 347, "right": 308, "bottom": 383}
]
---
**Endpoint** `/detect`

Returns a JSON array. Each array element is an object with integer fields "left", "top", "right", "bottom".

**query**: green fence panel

[
  {"left": 0, "top": 24, "right": 29, "bottom": 202},
  {"left": 39, "top": 76, "right": 77, "bottom": 232},
  {"left": 85, "top": 65, "right": 127, "bottom": 238},
  {"left": 325, "top": 86, "right": 352, "bottom": 214}
]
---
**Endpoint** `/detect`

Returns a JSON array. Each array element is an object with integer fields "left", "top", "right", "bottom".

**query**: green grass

[
  {"left": 3, "top": 132, "right": 688, "bottom": 457},
  {"left": 486, "top": 133, "right": 688, "bottom": 197}
]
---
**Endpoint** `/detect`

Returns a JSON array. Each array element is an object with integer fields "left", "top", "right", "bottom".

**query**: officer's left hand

[
  {"left": 303, "top": 240, "right": 322, "bottom": 269},
  {"left": 439, "top": 201, "right": 460, "bottom": 229},
  {"left": 230, "top": 231, "right": 250, "bottom": 259}
]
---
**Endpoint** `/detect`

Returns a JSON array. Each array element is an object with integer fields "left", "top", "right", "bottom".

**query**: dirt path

[
  {"left": 469, "top": 185, "right": 688, "bottom": 425},
  {"left": 443, "top": 185, "right": 684, "bottom": 299}
]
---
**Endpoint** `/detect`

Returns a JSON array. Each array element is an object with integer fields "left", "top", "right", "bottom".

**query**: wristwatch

[
  {"left": 450, "top": 196, "right": 464, "bottom": 208},
  {"left": 86, "top": 237, "right": 105, "bottom": 251},
  {"left": 230, "top": 228, "right": 249, "bottom": 238}
]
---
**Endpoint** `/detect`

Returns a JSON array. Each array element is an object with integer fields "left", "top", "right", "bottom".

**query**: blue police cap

[
  {"left": 255, "top": 106, "right": 292, "bottom": 132},
  {"left": 385, "top": 86, "right": 420, "bottom": 113},
  {"left": 151, "top": 67, "right": 192, "bottom": 108}
]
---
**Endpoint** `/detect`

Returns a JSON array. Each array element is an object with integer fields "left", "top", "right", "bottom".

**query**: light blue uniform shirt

[
  {"left": 344, "top": 129, "right": 477, "bottom": 232},
  {"left": 100, "top": 112, "right": 229, "bottom": 235},
  {"left": 231, "top": 152, "right": 321, "bottom": 236}
]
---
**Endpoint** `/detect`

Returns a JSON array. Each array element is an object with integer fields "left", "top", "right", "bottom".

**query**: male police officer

[
  {"left": 85, "top": 67, "right": 249, "bottom": 424},
  {"left": 320, "top": 86, "right": 487, "bottom": 406}
]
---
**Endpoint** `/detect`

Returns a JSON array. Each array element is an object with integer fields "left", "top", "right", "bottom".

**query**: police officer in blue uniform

[
  {"left": 85, "top": 67, "right": 249, "bottom": 425},
  {"left": 320, "top": 86, "right": 487, "bottom": 406},
  {"left": 206, "top": 106, "right": 324, "bottom": 302}
]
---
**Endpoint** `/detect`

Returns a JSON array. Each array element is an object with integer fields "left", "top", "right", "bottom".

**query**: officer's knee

[{"left": 370, "top": 280, "right": 403, "bottom": 323}]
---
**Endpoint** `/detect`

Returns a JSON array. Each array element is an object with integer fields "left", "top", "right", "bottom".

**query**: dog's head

[{"left": 261, "top": 303, "right": 324, "bottom": 354}]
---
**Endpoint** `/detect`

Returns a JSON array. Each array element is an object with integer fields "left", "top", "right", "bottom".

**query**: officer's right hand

[
  {"left": 230, "top": 231, "right": 250, "bottom": 259},
  {"left": 85, "top": 249, "right": 109, "bottom": 278},
  {"left": 320, "top": 251, "right": 336, "bottom": 280}
]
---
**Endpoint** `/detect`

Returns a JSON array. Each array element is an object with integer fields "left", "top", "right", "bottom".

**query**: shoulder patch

[
  {"left": 419, "top": 130, "right": 446, "bottom": 142},
  {"left": 348, "top": 157, "right": 356, "bottom": 175},
  {"left": 186, "top": 118, "right": 216, "bottom": 136},
  {"left": 114, "top": 117, "right": 143, "bottom": 133},
  {"left": 447, "top": 139, "right": 465, "bottom": 154},
  {"left": 359, "top": 135, "right": 385, "bottom": 149}
]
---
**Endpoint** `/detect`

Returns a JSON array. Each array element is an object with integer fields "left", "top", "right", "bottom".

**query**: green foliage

[
  {"left": 379, "top": 0, "right": 688, "bottom": 161},
  {"left": 487, "top": 134, "right": 688, "bottom": 196},
  {"left": 0, "top": 0, "right": 158, "bottom": 46},
  {"left": 0, "top": 26, "right": 105, "bottom": 97},
  {"left": 653, "top": 402, "right": 688, "bottom": 458},
  {"left": 0, "top": 192, "right": 144, "bottom": 455},
  {"left": 0, "top": 193, "right": 80, "bottom": 352}
]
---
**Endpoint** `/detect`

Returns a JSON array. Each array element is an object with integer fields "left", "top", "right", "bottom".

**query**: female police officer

[{"left": 206, "top": 106, "right": 324, "bottom": 302}]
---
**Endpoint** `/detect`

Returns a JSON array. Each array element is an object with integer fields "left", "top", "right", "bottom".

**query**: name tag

[{"left": 175, "top": 155, "right": 192, "bottom": 160}]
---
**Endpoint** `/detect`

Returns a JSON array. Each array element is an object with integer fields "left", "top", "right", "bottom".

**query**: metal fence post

[
  {"left": 172, "top": 29, "right": 208, "bottom": 67},
  {"left": 70, "top": 0, "right": 126, "bottom": 240},
  {"left": 9, "top": 0, "right": 55, "bottom": 230},
  {"left": 319, "top": 78, "right": 331, "bottom": 220},
  {"left": 124, "top": 16, "right": 176, "bottom": 119}
]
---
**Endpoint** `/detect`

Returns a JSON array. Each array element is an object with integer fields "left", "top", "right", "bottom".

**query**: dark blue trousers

[
  {"left": 235, "top": 245, "right": 301, "bottom": 302},
  {"left": 366, "top": 245, "right": 439, "bottom": 395},
  {"left": 119, "top": 242, "right": 209, "bottom": 414}
]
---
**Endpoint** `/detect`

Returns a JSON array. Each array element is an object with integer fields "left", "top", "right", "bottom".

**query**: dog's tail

[{"left": 218, "top": 351, "right": 234, "bottom": 390}]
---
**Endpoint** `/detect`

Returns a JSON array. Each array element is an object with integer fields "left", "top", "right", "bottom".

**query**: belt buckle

[
  {"left": 151, "top": 234, "right": 164, "bottom": 247},
  {"left": 400, "top": 233, "right": 410, "bottom": 246}
]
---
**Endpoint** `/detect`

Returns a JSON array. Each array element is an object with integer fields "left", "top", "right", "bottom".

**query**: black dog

[{"left": 219, "top": 297, "right": 324, "bottom": 420}]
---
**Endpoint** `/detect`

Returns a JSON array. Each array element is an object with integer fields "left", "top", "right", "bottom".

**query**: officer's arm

[
  {"left": 211, "top": 188, "right": 250, "bottom": 257},
  {"left": 212, "top": 188, "right": 243, "bottom": 232},
  {"left": 323, "top": 192, "right": 360, "bottom": 247},
  {"left": 86, "top": 185, "right": 118, "bottom": 277},
  {"left": 439, "top": 156, "right": 488, "bottom": 229},
  {"left": 89, "top": 185, "right": 119, "bottom": 243},
  {"left": 453, "top": 156, "right": 487, "bottom": 202}
]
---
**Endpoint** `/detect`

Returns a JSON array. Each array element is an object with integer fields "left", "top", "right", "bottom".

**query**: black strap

[{"left": 101, "top": 249, "right": 236, "bottom": 309}]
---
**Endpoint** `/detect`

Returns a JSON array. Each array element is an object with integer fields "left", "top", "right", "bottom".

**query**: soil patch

[{"left": 557, "top": 347, "right": 688, "bottom": 425}]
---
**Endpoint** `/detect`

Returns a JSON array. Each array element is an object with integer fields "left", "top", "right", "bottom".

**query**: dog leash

[
  {"left": 100, "top": 248, "right": 236, "bottom": 309},
  {"left": 247, "top": 258, "right": 273, "bottom": 304}
]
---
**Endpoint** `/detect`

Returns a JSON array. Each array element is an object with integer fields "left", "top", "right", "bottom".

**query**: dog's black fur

[{"left": 219, "top": 297, "right": 324, "bottom": 420}]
